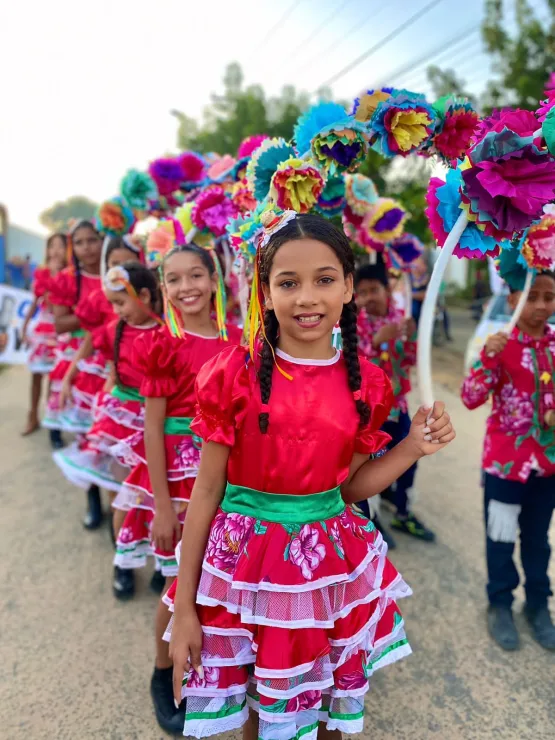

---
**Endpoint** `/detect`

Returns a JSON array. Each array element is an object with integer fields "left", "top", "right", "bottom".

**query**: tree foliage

[
  {"left": 40, "top": 196, "right": 97, "bottom": 232},
  {"left": 426, "top": 65, "right": 477, "bottom": 106}
]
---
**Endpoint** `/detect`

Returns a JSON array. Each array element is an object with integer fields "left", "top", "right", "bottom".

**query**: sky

[{"left": 0, "top": 0, "right": 524, "bottom": 235}]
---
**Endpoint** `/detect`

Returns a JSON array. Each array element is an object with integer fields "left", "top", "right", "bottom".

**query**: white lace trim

[{"left": 275, "top": 348, "right": 341, "bottom": 366}]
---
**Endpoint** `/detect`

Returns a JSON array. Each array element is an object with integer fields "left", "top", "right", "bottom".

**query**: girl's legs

[
  {"left": 22, "top": 373, "right": 42, "bottom": 435},
  {"left": 155, "top": 576, "right": 175, "bottom": 669},
  {"left": 318, "top": 725, "right": 341, "bottom": 740},
  {"left": 243, "top": 710, "right": 259, "bottom": 740}
]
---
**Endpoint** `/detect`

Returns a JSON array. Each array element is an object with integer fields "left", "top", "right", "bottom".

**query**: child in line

[
  {"left": 21, "top": 233, "right": 67, "bottom": 438},
  {"left": 461, "top": 270, "right": 555, "bottom": 651},
  {"left": 54, "top": 262, "right": 161, "bottom": 551},
  {"left": 355, "top": 256, "right": 436, "bottom": 545},
  {"left": 166, "top": 213, "right": 455, "bottom": 740},
  {"left": 112, "top": 244, "right": 241, "bottom": 734}
]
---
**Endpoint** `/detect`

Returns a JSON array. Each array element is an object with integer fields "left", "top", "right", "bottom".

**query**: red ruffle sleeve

[
  {"left": 354, "top": 357, "right": 394, "bottom": 455},
  {"left": 32, "top": 268, "right": 52, "bottom": 298},
  {"left": 75, "top": 288, "right": 113, "bottom": 332},
  {"left": 191, "top": 345, "right": 251, "bottom": 447},
  {"left": 48, "top": 269, "right": 77, "bottom": 308},
  {"left": 92, "top": 320, "right": 115, "bottom": 360},
  {"left": 136, "top": 328, "right": 181, "bottom": 398}
]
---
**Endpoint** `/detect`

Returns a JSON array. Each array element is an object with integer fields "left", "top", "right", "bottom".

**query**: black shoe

[
  {"left": 390, "top": 512, "right": 436, "bottom": 542},
  {"left": 49, "top": 429, "right": 64, "bottom": 450},
  {"left": 524, "top": 605, "right": 555, "bottom": 650},
  {"left": 109, "top": 511, "right": 116, "bottom": 549},
  {"left": 371, "top": 515, "right": 396, "bottom": 550},
  {"left": 113, "top": 566, "right": 135, "bottom": 600},
  {"left": 150, "top": 569, "right": 166, "bottom": 594},
  {"left": 150, "top": 666, "right": 186, "bottom": 735},
  {"left": 487, "top": 606, "right": 520, "bottom": 651},
  {"left": 83, "top": 485, "right": 103, "bottom": 530}
]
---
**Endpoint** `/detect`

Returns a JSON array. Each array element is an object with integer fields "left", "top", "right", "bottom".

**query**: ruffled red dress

[
  {"left": 53, "top": 320, "right": 158, "bottom": 492},
  {"left": 27, "top": 267, "right": 58, "bottom": 374},
  {"left": 42, "top": 269, "right": 102, "bottom": 432},
  {"left": 163, "top": 346, "right": 412, "bottom": 740},
  {"left": 113, "top": 325, "right": 242, "bottom": 577}
]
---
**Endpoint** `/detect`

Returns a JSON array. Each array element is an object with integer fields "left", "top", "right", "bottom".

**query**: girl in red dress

[
  {"left": 21, "top": 233, "right": 67, "bottom": 437},
  {"left": 166, "top": 213, "right": 455, "bottom": 740},
  {"left": 112, "top": 243, "right": 242, "bottom": 734},
  {"left": 53, "top": 262, "right": 161, "bottom": 538}
]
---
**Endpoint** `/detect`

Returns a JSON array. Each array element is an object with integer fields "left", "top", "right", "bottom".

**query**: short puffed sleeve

[
  {"left": 136, "top": 328, "right": 180, "bottom": 398},
  {"left": 191, "top": 345, "right": 251, "bottom": 447},
  {"left": 354, "top": 357, "right": 394, "bottom": 455},
  {"left": 32, "top": 268, "right": 51, "bottom": 298},
  {"left": 75, "top": 289, "right": 109, "bottom": 332},
  {"left": 49, "top": 270, "right": 76, "bottom": 307}
]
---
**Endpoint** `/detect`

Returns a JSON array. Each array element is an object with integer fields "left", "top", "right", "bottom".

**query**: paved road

[{"left": 1, "top": 358, "right": 555, "bottom": 740}]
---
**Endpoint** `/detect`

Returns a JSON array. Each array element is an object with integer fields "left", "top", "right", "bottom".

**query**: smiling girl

[
  {"left": 165, "top": 212, "right": 455, "bottom": 740},
  {"left": 111, "top": 243, "right": 241, "bottom": 734}
]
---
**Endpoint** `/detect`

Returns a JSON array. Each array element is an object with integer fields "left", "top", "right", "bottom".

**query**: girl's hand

[
  {"left": 485, "top": 332, "right": 508, "bottom": 357},
  {"left": 407, "top": 402, "right": 455, "bottom": 458},
  {"left": 152, "top": 502, "right": 182, "bottom": 553},
  {"left": 402, "top": 317, "right": 416, "bottom": 338},
  {"left": 58, "top": 378, "right": 72, "bottom": 410},
  {"left": 170, "top": 609, "right": 203, "bottom": 708}
]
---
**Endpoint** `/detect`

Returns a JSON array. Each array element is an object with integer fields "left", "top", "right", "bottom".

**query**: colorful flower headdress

[{"left": 103, "top": 265, "right": 164, "bottom": 326}]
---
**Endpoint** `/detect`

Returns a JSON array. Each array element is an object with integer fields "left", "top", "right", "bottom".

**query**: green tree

[
  {"left": 426, "top": 65, "right": 477, "bottom": 106},
  {"left": 40, "top": 196, "right": 97, "bottom": 232}
]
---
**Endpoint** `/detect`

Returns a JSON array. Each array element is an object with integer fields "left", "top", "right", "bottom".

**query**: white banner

[{"left": 0, "top": 284, "right": 37, "bottom": 365}]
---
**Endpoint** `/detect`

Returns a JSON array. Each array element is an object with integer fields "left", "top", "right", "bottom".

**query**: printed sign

[{"left": 0, "top": 284, "right": 37, "bottom": 364}]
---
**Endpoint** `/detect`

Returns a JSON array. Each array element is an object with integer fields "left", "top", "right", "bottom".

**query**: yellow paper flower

[
  {"left": 269, "top": 157, "right": 325, "bottom": 214},
  {"left": 389, "top": 110, "right": 433, "bottom": 152},
  {"left": 353, "top": 90, "right": 392, "bottom": 122}
]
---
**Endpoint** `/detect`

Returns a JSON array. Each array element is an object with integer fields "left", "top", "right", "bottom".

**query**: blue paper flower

[{"left": 246, "top": 138, "right": 295, "bottom": 201}]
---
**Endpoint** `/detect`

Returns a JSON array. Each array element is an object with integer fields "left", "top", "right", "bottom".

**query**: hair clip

[
  {"left": 258, "top": 209, "right": 298, "bottom": 250},
  {"left": 104, "top": 265, "right": 131, "bottom": 292}
]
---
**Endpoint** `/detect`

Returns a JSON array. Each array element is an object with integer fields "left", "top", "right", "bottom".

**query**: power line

[
  {"left": 295, "top": 0, "right": 353, "bottom": 58},
  {"left": 249, "top": 0, "right": 304, "bottom": 58},
  {"left": 313, "top": 0, "right": 446, "bottom": 91},
  {"left": 396, "top": 38, "right": 486, "bottom": 91}
]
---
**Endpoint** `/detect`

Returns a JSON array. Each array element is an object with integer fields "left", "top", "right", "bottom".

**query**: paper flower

[
  {"left": 473, "top": 108, "right": 538, "bottom": 145},
  {"left": 389, "top": 233, "right": 424, "bottom": 269},
  {"left": 237, "top": 134, "right": 269, "bottom": 159},
  {"left": 342, "top": 204, "right": 364, "bottom": 242},
  {"left": 95, "top": 196, "right": 136, "bottom": 237},
  {"left": 371, "top": 89, "right": 437, "bottom": 157},
  {"left": 540, "top": 106, "right": 555, "bottom": 156},
  {"left": 269, "top": 157, "right": 325, "bottom": 213},
  {"left": 519, "top": 215, "right": 555, "bottom": 270},
  {"left": 145, "top": 225, "right": 176, "bottom": 268},
  {"left": 174, "top": 202, "right": 195, "bottom": 235},
  {"left": 352, "top": 88, "right": 395, "bottom": 123},
  {"left": 360, "top": 198, "right": 407, "bottom": 249},
  {"left": 120, "top": 169, "right": 159, "bottom": 211},
  {"left": 314, "top": 175, "right": 346, "bottom": 218},
  {"left": 207, "top": 154, "right": 237, "bottom": 184},
  {"left": 426, "top": 168, "right": 500, "bottom": 258},
  {"left": 246, "top": 137, "right": 296, "bottom": 201},
  {"left": 344, "top": 173, "right": 378, "bottom": 215},
  {"left": 231, "top": 179, "right": 257, "bottom": 214},
  {"left": 496, "top": 243, "right": 529, "bottom": 292},
  {"left": 148, "top": 157, "right": 183, "bottom": 196},
  {"left": 429, "top": 95, "right": 480, "bottom": 163},
  {"left": 227, "top": 202, "right": 272, "bottom": 264},
  {"left": 461, "top": 125, "right": 555, "bottom": 241},
  {"left": 178, "top": 152, "right": 206, "bottom": 188},
  {"left": 191, "top": 186, "right": 238, "bottom": 237}
]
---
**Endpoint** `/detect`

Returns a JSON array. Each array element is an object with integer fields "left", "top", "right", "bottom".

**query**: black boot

[
  {"left": 371, "top": 515, "right": 396, "bottom": 550},
  {"left": 487, "top": 606, "right": 520, "bottom": 650},
  {"left": 83, "top": 485, "right": 103, "bottom": 530},
  {"left": 49, "top": 429, "right": 64, "bottom": 450},
  {"left": 150, "top": 666, "right": 186, "bottom": 734},
  {"left": 150, "top": 569, "right": 166, "bottom": 594},
  {"left": 524, "top": 605, "right": 555, "bottom": 650},
  {"left": 113, "top": 566, "right": 135, "bottom": 601}
]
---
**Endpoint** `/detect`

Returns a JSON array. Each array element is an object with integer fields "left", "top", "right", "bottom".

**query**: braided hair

[
  {"left": 112, "top": 262, "right": 162, "bottom": 388},
  {"left": 257, "top": 213, "right": 370, "bottom": 433}
]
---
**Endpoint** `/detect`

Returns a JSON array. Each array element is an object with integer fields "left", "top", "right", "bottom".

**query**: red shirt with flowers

[
  {"left": 357, "top": 303, "right": 416, "bottom": 421},
  {"left": 461, "top": 326, "right": 555, "bottom": 482}
]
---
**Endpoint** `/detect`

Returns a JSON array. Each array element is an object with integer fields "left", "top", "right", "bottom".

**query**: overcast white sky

[{"left": 1, "top": 0, "right": 501, "bottom": 233}]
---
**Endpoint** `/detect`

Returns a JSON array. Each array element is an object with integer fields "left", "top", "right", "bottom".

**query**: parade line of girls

[{"left": 21, "top": 212, "right": 458, "bottom": 737}]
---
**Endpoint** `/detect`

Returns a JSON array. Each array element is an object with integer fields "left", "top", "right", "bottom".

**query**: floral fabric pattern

[{"left": 461, "top": 326, "right": 555, "bottom": 481}]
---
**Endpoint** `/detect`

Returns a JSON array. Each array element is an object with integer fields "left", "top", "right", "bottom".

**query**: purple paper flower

[
  {"left": 206, "top": 512, "right": 255, "bottom": 572},
  {"left": 289, "top": 525, "right": 326, "bottom": 580}
]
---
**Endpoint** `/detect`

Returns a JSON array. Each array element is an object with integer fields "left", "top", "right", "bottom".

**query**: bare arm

[
  {"left": 21, "top": 297, "right": 39, "bottom": 340},
  {"left": 53, "top": 304, "right": 80, "bottom": 334},
  {"left": 62, "top": 332, "right": 94, "bottom": 384},
  {"left": 170, "top": 441, "right": 230, "bottom": 697}
]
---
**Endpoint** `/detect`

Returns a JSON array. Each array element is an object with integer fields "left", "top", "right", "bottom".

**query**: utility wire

[
  {"left": 249, "top": 0, "right": 304, "bottom": 58},
  {"left": 295, "top": 0, "right": 353, "bottom": 58},
  {"left": 313, "top": 0, "right": 445, "bottom": 91}
]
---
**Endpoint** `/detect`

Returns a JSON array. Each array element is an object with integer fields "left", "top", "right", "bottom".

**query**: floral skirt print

[{"left": 163, "top": 484, "right": 412, "bottom": 740}]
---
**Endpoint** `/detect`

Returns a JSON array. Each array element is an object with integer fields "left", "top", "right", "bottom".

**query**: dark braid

[
  {"left": 340, "top": 299, "right": 371, "bottom": 428},
  {"left": 72, "top": 251, "right": 82, "bottom": 302},
  {"left": 258, "top": 309, "right": 279, "bottom": 433},
  {"left": 113, "top": 319, "right": 126, "bottom": 388}
]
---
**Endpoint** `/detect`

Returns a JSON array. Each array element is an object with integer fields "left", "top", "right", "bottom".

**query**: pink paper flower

[
  {"left": 473, "top": 109, "right": 538, "bottom": 144},
  {"left": 206, "top": 512, "right": 255, "bottom": 571},
  {"left": 191, "top": 186, "right": 238, "bottom": 237},
  {"left": 289, "top": 525, "right": 326, "bottom": 580}
]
